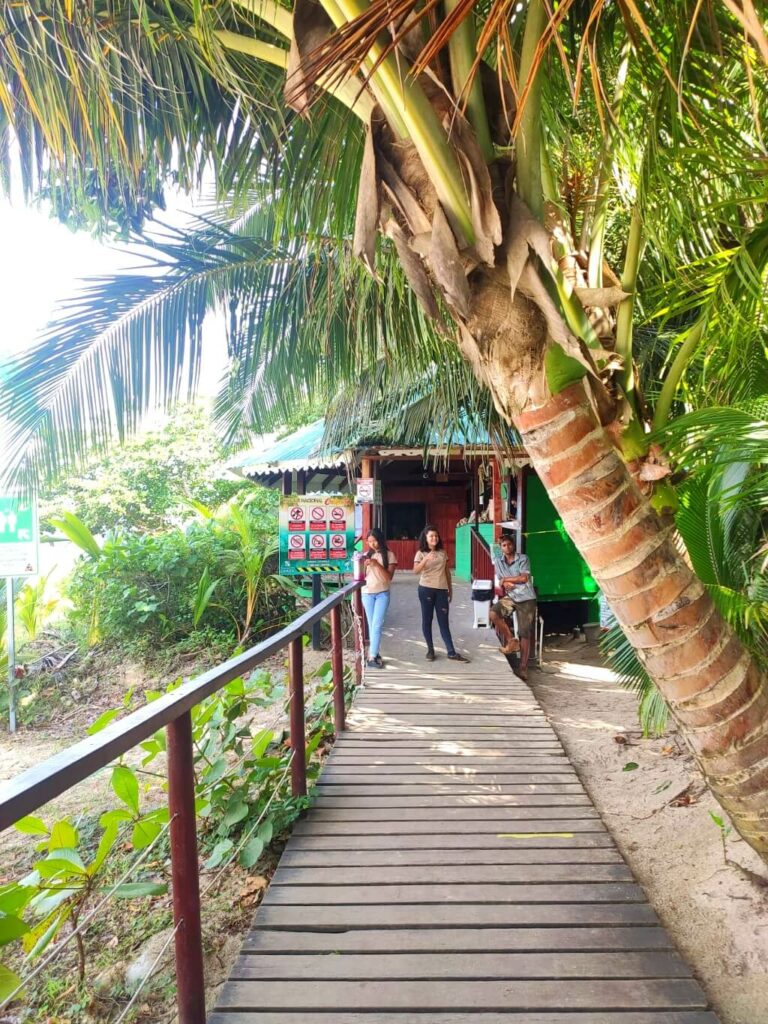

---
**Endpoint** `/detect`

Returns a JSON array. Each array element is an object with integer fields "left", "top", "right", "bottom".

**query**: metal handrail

[{"left": 0, "top": 578, "right": 364, "bottom": 1024}]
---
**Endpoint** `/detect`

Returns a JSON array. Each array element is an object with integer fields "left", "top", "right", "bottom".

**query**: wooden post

[
  {"left": 166, "top": 712, "right": 205, "bottom": 1024},
  {"left": 360, "top": 456, "right": 372, "bottom": 539},
  {"left": 330, "top": 604, "right": 345, "bottom": 734},
  {"left": 288, "top": 638, "right": 307, "bottom": 797},
  {"left": 311, "top": 575, "right": 323, "bottom": 651},
  {"left": 282, "top": 470, "right": 292, "bottom": 496}
]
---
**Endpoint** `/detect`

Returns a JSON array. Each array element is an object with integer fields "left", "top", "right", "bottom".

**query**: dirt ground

[{"left": 531, "top": 635, "right": 768, "bottom": 1024}]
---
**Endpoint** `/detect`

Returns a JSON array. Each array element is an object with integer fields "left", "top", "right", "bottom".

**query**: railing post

[
  {"left": 166, "top": 711, "right": 205, "bottom": 1024},
  {"left": 288, "top": 637, "right": 307, "bottom": 797},
  {"left": 330, "top": 604, "right": 345, "bottom": 734},
  {"left": 353, "top": 588, "right": 364, "bottom": 686}
]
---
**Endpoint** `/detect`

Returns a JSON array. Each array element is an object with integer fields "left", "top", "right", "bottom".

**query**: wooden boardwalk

[{"left": 211, "top": 584, "right": 718, "bottom": 1023}]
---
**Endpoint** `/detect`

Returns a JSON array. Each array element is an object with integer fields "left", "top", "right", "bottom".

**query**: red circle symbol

[
  {"left": 311, "top": 535, "right": 325, "bottom": 548},
  {"left": 311, "top": 507, "right": 325, "bottom": 520},
  {"left": 289, "top": 535, "right": 305, "bottom": 549},
  {"left": 330, "top": 535, "right": 345, "bottom": 548},
  {"left": 290, "top": 507, "right": 303, "bottom": 520},
  {"left": 331, "top": 507, "right": 345, "bottom": 521}
]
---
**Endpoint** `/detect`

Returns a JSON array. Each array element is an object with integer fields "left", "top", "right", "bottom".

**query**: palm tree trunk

[{"left": 511, "top": 379, "right": 768, "bottom": 857}]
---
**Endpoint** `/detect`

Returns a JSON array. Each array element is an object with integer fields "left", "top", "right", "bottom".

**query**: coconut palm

[{"left": 1, "top": 2, "right": 768, "bottom": 855}]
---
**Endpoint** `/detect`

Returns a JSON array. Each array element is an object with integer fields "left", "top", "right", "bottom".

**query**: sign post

[{"left": 0, "top": 495, "right": 39, "bottom": 733}]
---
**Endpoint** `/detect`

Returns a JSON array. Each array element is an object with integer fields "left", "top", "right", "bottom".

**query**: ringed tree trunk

[{"left": 363, "top": 116, "right": 768, "bottom": 860}]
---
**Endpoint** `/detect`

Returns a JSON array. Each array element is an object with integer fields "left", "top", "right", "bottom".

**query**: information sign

[
  {"left": 279, "top": 495, "right": 354, "bottom": 575},
  {"left": 0, "top": 494, "right": 38, "bottom": 576}
]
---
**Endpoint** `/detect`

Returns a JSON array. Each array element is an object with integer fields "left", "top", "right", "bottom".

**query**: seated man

[{"left": 490, "top": 534, "right": 537, "bottom": 680}]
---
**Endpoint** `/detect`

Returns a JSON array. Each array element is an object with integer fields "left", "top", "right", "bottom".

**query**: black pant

[{"left": 418, "top": 585, "right": 456, "bottom": 656}]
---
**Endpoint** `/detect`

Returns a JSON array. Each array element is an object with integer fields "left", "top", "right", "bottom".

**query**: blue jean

[
  {"left": 361, "top": 590, "right": 391, "bottom": 659},
  {"left": 418, "top": 585, "right": 456, "bottom": 656}
]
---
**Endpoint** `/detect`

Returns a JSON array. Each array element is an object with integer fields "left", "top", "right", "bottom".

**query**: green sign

[
  {"left": 0, "top": 495, "right": 38, "bottom": 576},
  {"left": 278, "top": 495, "right": 354, "bottom": 576}
]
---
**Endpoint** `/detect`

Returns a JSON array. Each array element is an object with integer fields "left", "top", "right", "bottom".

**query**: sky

[
  {"left": 0, "top": 189, "right": 231, "bottom": 467},
  {"left": 0, "top": 189, "right": 228, "bottom": 386}
]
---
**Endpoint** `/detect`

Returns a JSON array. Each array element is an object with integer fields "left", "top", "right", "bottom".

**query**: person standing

[
  {"left": 490, "top": 534, "right": 537, "bottom": 680},
  {"left": 413, "top": 525, "right": 470, "bottom": 663},
  {"left": 361, "top": 528, "right": 397, "bottom": 668}
]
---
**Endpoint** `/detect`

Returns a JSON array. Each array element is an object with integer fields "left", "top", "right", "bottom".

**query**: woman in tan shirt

[
  {"left": 413, "top": 525, "right": 469, "bottom": 663},
  {"left": 361, "top": 528, "right": 397, "bottom": 668}
]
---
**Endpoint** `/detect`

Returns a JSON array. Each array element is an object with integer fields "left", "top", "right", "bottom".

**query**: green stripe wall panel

[{"left": 525, "top": 475, "right": 599, "bottom": 603}]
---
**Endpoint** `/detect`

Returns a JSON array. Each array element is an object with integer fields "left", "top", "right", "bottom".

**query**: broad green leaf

[
  {"left": 37, "top": 849, "right": 87, "bottom": 879},
  {"left": 623, "top": 762, "right": 639, "bottom": 772},
  {"left": 48, "top": 820, "right": 78, "bottom": 851},
  {"left": 204, "top": 838, "right": 234, "bottom": 870},
  {"left": 111, "top": 765, "right": 140, "bottom": 815},
  {"left": 0, "top": 914, "right": 29, "bottom": 945},
  {"left": 252, "top": 729, "right": 273, "bottom": 759},
  {"left": 90, "top": 823, "right": 120, "bottom": 875},
  {"left": 258, "top": 819, "right": 273, "bottom": 846},
  {"left": 544, "top": 343, "right": 587, "bottom": 395},
  {"left": 14, "top": 816, "right": 48, "bottom": 837},
  {"left": 239, "top": 836, "right": 264, "bottom": 868},
  {"left": 29, "top": 887, "right": 75, "bottom": 920},
  {"left": 99, "top": 808, "right": 132, "bottom": 829},
  {"left": 131, "top": 819, "right": 162, "bottom": 851},
  {"left": 204, "top": 756, "right": 228, "bottom": 785},
  {"left": 113, "top": 881, "right": 168, "bottom": 899},
  {"left": 47, "top": 513, "right": 101, "bottom": 558},
  {"left": 0, "top": 963, "right": 22, "bottom": 1002},
  {"left": 87, "top": 708, "right": 120, "bottom": 735},
  {"left": 25, "top": 907, "right": 70, "bottom": 958},
  {"left": 222, "top": 797, "right": 249, "bottom": 829},
  {"left": 0, "top": 885, "right": 34, "bottom": 916}
]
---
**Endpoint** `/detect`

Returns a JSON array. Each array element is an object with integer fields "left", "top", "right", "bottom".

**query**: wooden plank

[
  {"left": 230, "top": 950, "right": 690, "bottom": 980},
  {"left": 271, "top": 864, "right": 633, "bottom": 885},
  {"left": 279, "top": 848, "right": 624, "bottom": 867},
  {"left": 332, "top": 744, "right": 565, "bottom": 755},
  {"left": 305, "top": 807, "right": 601, "bottom": 821},
  {"left": 262, "top": 882, "right": 644, "bottom": 905},
  {"left": 287, "top": 833, "right": 616, "bottom": 850},
  {"left": 251, "top": 903, "right": 659, "bottom": 929},
  {"left": 319, "top": 778, "right": 581, "bottom": 788},
  {"left": 324, "top": 757, "right": 571, "bottom": 766},
  {"left": 311, "top": 777, "right": 580, "bottom": 791},
  {"left": 241, "top": 924, "right": 671, "bottom": 953},
  {"left": 292, "top": 819, "right": 607, "bottom": 835},
  {"left": 214, "top": 978, "right": 708, "bottom": 1011},
  {"left": 313, "top": 795, "right": 591, "bottom": 808},
  {"left": 210, "top": 1012, "right": 720, "bottom": 1024}
]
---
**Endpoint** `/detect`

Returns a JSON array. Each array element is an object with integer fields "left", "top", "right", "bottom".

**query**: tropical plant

[
  {"left": 40, "top": 405, "right": 250, "bottom": 535},
  {"left": 14, "top": 575, "right": 58, "bottom": 644},
  {"left": 1, "top": 4, "right": 767, "bottom": 855}
]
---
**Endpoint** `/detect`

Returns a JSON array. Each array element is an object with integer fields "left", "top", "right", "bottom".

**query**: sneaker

[
  {"left": 366, "top": 658, "right": 379, "bottom": 668},
  {"left": 374, "top": 655, "right": 384, "bottom": 668},
  {"left": 425, "top": 650, "right": 436, "bottom": 662},
  {"left": 447, "top": 653, "right": 470, "bottom": 663},
  {"left": 499, "top": 639, "right": 521, "bottom": 655}
]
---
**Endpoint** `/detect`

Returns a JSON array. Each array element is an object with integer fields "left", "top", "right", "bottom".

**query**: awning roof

[{"left": 231, "top": 420, "right": 346, "bottom": 476}]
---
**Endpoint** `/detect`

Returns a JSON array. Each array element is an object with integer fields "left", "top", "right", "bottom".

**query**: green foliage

[
  {"left": 601, "top": 623, "right": 669, "bottom": 738},
  {"left": 0, "top": 657, "right": 347, "bottom": 1005},
  {"left": 41, "top": 407, "right": 249, "bottom": 535},
  {"left": 14, "top": 575, "right": 58, "bottom": 644},
  {"left": 62, "top": 492, "right": 288, "bottom": 654}
]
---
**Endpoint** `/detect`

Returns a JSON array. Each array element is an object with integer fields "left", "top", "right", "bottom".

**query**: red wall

[{"left": 385, "top": 484, "right": 466, "bottom": 567}]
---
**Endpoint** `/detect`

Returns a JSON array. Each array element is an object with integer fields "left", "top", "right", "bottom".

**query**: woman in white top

[
  {"left": 361, "top": 528, "right": 397, "bottom": 669},
  {"left": 413, "top": 524, "right": 469, "bottom": 663}
]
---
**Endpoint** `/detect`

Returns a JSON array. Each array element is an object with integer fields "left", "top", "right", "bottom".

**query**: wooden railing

[
  {"left": 0, "top": 580, "right": 364, "bottom": 1024},
  {"left": 470, "top": 527, "right": 494, "bottom": 582}
]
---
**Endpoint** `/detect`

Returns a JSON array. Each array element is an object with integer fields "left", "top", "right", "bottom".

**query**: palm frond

[{"left": 600, "top": 623, "right": 668, "bottom": 737}]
